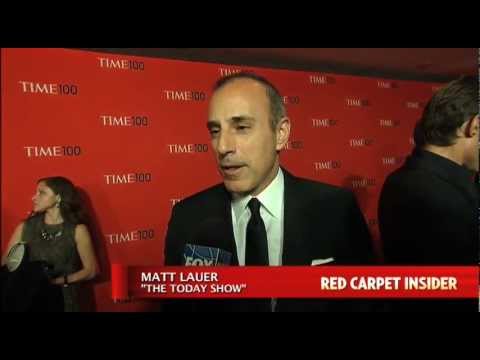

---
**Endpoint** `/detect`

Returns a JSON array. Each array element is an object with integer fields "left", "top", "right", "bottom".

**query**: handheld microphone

[
  {"left": 183, "top": 218, "right": 234, "bottom": 266},
  {"left": 5, "top": 242, "right": 27, "bottom": 272}
]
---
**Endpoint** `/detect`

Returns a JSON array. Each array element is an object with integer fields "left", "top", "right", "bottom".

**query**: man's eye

[{"left": 237, "top": 126, "right": 249, "bottom": 131}]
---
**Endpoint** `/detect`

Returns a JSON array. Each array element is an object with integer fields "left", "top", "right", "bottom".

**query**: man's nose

[{"left": 216, "top": 131, "right": 235, "bottom": 156}]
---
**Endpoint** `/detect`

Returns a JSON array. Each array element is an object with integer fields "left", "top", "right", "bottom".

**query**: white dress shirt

[{"left": 231, "top": 167, "right": 285, "bottom": 266}]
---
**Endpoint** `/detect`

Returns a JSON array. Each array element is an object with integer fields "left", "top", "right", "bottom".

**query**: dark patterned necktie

[
  {"left": 245, "top": 198, "right": 272, "bottom": 311},
  {"left": 245, "top": 198, "right": 269, "bottom": 265}
]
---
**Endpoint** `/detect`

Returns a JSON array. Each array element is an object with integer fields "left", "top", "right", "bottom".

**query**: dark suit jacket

[
  {"left": 378, "top": 148, "right": 478, "bottom": 311},
  {"left": 163, "top": 168, "right": 377, "bottom": 311}
]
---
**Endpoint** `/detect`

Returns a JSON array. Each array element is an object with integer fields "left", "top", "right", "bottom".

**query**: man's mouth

[{"left": 221, "top": 164, "right": 245, "bottom": 177}]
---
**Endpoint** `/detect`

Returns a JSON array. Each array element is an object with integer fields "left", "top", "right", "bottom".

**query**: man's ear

[
  {"left": 459, "top": 115, "right": 479, "bottom": 138},
  {"left": 276, "top": 117, "right": 291, "bottom": 151}
]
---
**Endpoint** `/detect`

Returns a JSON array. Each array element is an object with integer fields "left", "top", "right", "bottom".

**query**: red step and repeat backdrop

[{"left": 1, "top": 48, "right": 443, "bottom": 311}]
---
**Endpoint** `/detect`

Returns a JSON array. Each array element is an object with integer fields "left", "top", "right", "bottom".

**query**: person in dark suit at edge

[
  {"left": 378, "top": 76, "right": 479, "bottom": 311},
  {"left": 164, "top": 72, "right": 377, "bottom": 311}
]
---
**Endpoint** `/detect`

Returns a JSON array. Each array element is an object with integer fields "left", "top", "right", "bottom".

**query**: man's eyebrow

[
  {"left": 230, "top": 115, "right": 255, "bottom": 124},
  {"left": 207, "top": 116, "right": 255, "bottom": 129}
]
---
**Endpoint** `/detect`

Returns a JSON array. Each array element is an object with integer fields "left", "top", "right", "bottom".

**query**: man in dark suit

[
  {"left": 378, "top": 76, "right": 479, "bottom": 311},
  {"left": 164, "top": 72, "right": 376, "bottom": 311}
]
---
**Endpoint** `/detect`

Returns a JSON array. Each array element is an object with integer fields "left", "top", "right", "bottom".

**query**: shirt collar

[{"left": 231, "top": 167, "right": 284, "bottom": 221}]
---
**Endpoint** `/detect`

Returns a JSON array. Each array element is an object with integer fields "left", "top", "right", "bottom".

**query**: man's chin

[{"left": 223, "top": 180, "right": 252, "bottom": 198}]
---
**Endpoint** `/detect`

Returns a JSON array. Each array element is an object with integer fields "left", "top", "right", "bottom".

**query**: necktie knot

[{"left": 248, "top": 198, "right": 262, "bottom": 219}]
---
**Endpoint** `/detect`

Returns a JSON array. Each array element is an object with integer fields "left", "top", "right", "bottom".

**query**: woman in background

[{"left": 1, "top": 176, "right": 98, "bottom": 311}]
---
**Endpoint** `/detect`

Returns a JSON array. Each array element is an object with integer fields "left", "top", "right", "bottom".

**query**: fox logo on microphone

[{"left": 183, "top": 244, "right": 232, "bottom": 266}]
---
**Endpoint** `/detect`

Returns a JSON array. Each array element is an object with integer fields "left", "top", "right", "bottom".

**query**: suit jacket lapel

[
  {"left": 216, "top": 185, "right": 239, "bottom": 265},
  {"left": 282, "top": 169, "right": 312, "bottom": 265}
]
